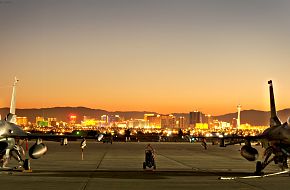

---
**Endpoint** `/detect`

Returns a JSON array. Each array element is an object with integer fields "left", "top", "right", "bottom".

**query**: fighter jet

[
  {"left": 189, "top": 80, "right": 290, "bottom": 174},
  {"left": 0, "top": 78, "right": 30, "bottom": 169},
  {"left": 247, "top": 80, "right": 290, "bottom": 174},
  {"left": 211, "top": 80, "right": 290, "bottom": 174},
  {"left": 0, "top": 78, "right": 101, "bottom": 170}
]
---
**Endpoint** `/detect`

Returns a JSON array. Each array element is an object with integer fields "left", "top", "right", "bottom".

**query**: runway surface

[{"left": 1, "top": 141, "right": 290, "bottom": 190}]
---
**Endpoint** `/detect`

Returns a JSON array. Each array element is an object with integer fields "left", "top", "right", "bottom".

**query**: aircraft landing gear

[
  {"left": 276, "top": 155, "right": 290, "bottom": 171},
  {"left": 255, "top": 161, "right": 263, "bottom": 175},
  {"left": 255, "top": 146, "right": 275, "bottom": 175},
  {"left": 23, "top": 159, "right": 31, "bottom": 171},
  {"left": 2, "top": 149, "right": 10, "bottom": 168},
  {"left": 255, "top": 146, "right": 290, "bottom": 176},
  {"left": 287, "top": 158, "right": 290, "bottom": 176}
]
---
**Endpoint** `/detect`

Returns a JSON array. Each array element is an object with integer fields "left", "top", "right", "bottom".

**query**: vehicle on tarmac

[{"left": 143, "top": 149, "right": 156, "bottom": 170}]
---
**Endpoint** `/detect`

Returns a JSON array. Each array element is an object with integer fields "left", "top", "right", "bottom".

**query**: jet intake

[
  {"left": 29, "top": 143, "right": 47, "bottom": 159},
  {"left": 241, "top": 145, "right": 258, "bottom": 161},
  {"left": 0, "top": 141, "right": 8, "bottom": 154}
]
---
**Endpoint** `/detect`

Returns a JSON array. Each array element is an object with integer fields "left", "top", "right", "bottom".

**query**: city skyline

[{"left": 1, "top": 0, "right": 290, "bottom": 115}]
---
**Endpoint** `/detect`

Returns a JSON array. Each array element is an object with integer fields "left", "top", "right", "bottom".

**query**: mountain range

[{"left": 0, "top": 107, "right": 289, "bottom": 126}]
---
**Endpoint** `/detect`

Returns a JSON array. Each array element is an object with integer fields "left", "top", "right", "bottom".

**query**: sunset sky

[{"left": 0, "top": 0, "right": 289, "bottom": 115}]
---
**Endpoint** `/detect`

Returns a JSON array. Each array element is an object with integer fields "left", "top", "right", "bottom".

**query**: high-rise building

[
  {"left": 144, "top": 114, "right": 161, "bottom": 128},
  {"left": 232, "top": 118, "right": 238, "bottom": 129},
  {"left": 109, "top": 115, "right": 121, "bottom": 123},
  {"left": 189, "top": 111, "right": 202, "bottom": 125},
  {"left": 128, "top": 119, "right": 147, "bottom": 128},
  {"left": 161, "top": 114, "right": 176, "bottom": 129},
  {"left": 144, "top": 114, "right": 155, "bottom": 121},
  {"left": 16, "top": 117, "right": 28, "bottom": 126},
  {"left": 48, "top": 118, "right": 57, "bottom": 127},
  {"left": 101, "top": 115, "right": 109, "bottom": 123},
  {"left": 178, "top": 116, "right": 186, "bottom": 129},
  {"left": 69, "top": 115, "right": 77, "bottom": 125},
  {"left": 204, "top": 114, "right": 213, "bottom": 129},
  {"left": 220, "top": 121, "right": 231, "bottom": 129}
]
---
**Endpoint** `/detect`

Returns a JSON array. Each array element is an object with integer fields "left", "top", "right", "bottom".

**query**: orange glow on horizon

[{"left": 0, "top": 1, "right": 289, "bottom": 116}]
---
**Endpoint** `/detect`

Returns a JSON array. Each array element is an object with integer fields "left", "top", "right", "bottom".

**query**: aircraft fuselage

[{"left": 262, "top": 123, "right": 290, "bottom": 144}]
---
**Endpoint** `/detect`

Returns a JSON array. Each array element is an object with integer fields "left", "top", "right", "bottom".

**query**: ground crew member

[{"left": 80, "top": 138, "right": 87, "bottom": 160}]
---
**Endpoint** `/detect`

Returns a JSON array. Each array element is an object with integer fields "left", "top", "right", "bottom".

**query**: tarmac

[{"left": 1, "top": 141, "right": 290, "bottom": 190}]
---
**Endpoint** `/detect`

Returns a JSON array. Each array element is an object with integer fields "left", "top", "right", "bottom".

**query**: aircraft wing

[{"left": 189, "top": 134, "right": 266, "bottom": 146}]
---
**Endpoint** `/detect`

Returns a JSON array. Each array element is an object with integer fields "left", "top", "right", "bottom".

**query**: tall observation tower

[{"left": 237, "top": 104, "right": 241, "bottom": 128}]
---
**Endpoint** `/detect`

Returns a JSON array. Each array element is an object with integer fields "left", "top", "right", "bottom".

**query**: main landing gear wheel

[
  {"left": 255, "top": 161, "right": 263, "bottom": 175},
  {"left": 23, "top": 159, "right": 31, "bottom": 171},
  {"left": 153, "top": 163, "right": 156, "bottom": 170}
]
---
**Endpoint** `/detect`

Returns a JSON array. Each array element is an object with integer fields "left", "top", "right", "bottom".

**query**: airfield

[{"left": 1, "top": 141, "right": 290, "bottom": 190}]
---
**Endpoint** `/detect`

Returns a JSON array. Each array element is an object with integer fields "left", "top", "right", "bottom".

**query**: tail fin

[
  {"left": 5, "top": 77, "right": 19, "bottom": 124},
  {"left": 268, "top": 80, "right": 281, "bottom": 127}
]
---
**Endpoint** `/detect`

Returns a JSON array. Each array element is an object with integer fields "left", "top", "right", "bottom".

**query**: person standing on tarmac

[
  {"left": 201, "top": 138, "right": 207, "bottom": 150},
  {"left": 80, "top": 138, "right": 87, "bottom": 160},
  {"left": 145, "top": 144, "right": 155, "bottom": 156}
]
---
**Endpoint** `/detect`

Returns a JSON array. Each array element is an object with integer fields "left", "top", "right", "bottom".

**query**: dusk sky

[{"left": 0, "top": 0, "right": 289, "bottom": 115}]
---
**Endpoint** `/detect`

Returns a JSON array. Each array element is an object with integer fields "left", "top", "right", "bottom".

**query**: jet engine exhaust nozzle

[{"left": 241, "top": 145, "right": 259, "bottom": 161}]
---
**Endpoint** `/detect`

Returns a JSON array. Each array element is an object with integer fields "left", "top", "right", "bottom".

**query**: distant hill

[
  {"left": 214, "top": 109, "right": 290, "bottom": 126},
  {"left": 0, "top": 107, "right": 289, "bottom": 126},
  {"left": 0, "top": 107, "right": 156, "bottom": 123}
]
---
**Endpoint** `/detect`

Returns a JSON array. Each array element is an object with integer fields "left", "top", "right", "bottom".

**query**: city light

[{"left": 14, "top": 110, "right": 269, "bottom": 141}]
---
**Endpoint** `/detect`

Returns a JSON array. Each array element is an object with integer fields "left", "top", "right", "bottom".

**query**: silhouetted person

[
  {"left": 125, "top": 129, "right": 131, "bottom": 142},
  {"left": 201, "top": 138, "right": 207, "bottom": 150},
  {"left": 80, "top": 138, "right": 86, "bottom": 160},
  {"left": 145, "top": 143, "right": 155, "bottom": 156}
]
